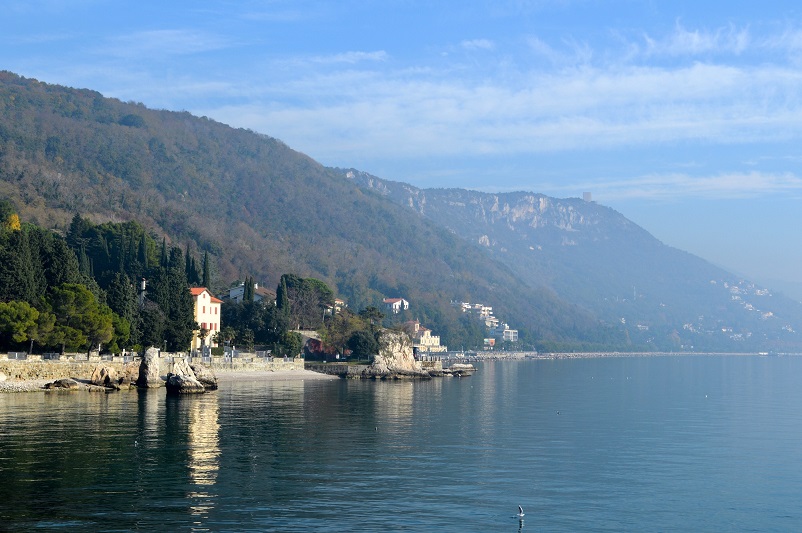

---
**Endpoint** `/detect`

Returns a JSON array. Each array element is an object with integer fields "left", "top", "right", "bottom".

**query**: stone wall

[{"left": 0, "top": 353, "right": 305, "bottom": 381}]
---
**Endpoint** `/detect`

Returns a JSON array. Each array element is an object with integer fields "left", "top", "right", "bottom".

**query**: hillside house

[
  {"left": 383, "top": 297, "right": 409, "bottom": 314},
  {"left": 190, "top": 287, "right": 222, "bottom": 350},
  {"left": 228, "top": 282, "right": 276, "bottom": 304}
]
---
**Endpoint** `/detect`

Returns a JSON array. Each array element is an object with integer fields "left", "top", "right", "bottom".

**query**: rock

[
  {"left": 45, "top": 378, "right": 80, "bottom": 390},
  {"left": 0, "top": 372, "right": 6, "bottom": 382},
  {"left": 190, "top": 363, "right": 218, "bottom": 390},
  {"left": 90, "top": 365, "right": 118, "bottom": 386},
  {"left": 444, "top": 363, "right": 476, "bottom": 377},
  {"left": 121, "top": 361, "right": 140, "bottom": 383},
  {"left": 165, "top": 373, "right": 206, "bottom": 394},
  {"left": 137, "top": 347, "right": 164, "bottom": 388},
  {"left": 170, "top": 359, "right": 196, "bottom": 379},
  {"left": 359, "top": 331, "right": 431, "bottom": 379}
]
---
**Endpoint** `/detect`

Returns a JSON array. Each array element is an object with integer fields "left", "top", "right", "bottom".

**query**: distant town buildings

[{"left": 452, "top": 300, "right": 518, "bottom": 348}]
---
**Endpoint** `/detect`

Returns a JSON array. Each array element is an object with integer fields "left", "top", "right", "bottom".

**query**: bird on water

[{"left": 517, "top": 505, "right": 525, "bottom": 518}]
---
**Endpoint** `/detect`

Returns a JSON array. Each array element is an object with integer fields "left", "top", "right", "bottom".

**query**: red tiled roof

[{"left": 190, "top": 287, "right": 222, "bottom": 303}]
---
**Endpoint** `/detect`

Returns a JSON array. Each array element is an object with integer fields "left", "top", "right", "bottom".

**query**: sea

[{"left": 1, "top": 355, "right": 801, "bottom": 532}]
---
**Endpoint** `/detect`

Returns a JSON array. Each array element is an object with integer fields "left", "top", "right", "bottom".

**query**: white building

[
  {"left": 383, "top": 297, "right": 409, "bottom": 314},
  {"left": 190, "top": 287, "right": 222, "bottom": 350}
]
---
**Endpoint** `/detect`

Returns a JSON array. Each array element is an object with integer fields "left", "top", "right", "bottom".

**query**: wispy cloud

[
  {"left": 562, "top": 171, "right": 802, "bottom": 201},
  {"left": 309, "top": 51, "right": 388, "bottom": 64},
  {"left": 100, "top": 30, "right": 230, "bottom": 59},
  {"left": 461, "top": 39, "right": 495, "bottom": 51},
  {"left": 643, "top": 22, "right": 751, "bottom": 57}
]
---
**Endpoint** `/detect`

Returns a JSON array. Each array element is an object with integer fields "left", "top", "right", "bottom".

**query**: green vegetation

[{"left": 0, "top": 71, "right": 622, "bottom": 351}]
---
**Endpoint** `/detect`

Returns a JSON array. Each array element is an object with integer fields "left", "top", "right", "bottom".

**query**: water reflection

[{"left": 186, "top": 394, "right": 220, "bottom": 528}]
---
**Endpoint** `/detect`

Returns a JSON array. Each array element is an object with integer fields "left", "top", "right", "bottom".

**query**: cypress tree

[
  {"left": 159, "top": 237, "right": 168, "bottom": 268},
  {"left": 202, "top": 251, "right": 211, "bottom": 288},
  {"left": 277, "top": 276, "right": 290, "bottom": 315}
]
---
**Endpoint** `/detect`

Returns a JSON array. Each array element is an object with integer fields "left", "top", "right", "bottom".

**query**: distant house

[
  {"left": 405, "top": 320, "right": 447, "bottom": 354},
  {"left": 228, "top": 282, "right": 276, "bottom": 304},
  {"left": 383, "top": 297, "right": 409, "bottom": 314},
  {"left": 325, "top": 298, "right": 348, "bottom": 316},
  {"left": 190, "top": 287, "right": 222, "bottom": 350}
]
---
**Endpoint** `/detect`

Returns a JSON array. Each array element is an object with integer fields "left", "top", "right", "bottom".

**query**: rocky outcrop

[
  {"left": 165, "top": 373, "right": 206, "bottom": 394},
  {"left": 443, "top": 363, "right": 476, "bottom": 377},
  {"left": 45, "top": 378, "right": 80, "bottom": 390},
  {"left": 358, "top": 330, "right": 431, "bottom": 379},
  {"left": 137, "top": 347, "right": 163, "bottom": 388},
  {"left": 190, "top": 363, "right": 218, "bottom": 390},
  {"left": 90, "top": 365, "right": 117, "bottom": 387},
  {"left": 164, "top": 360, "right": 216, "bottom": 394}
]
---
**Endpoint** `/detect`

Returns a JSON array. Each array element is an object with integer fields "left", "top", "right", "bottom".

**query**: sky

[{"left": 4, "top": 0, "right": 802, "bottom": 289}]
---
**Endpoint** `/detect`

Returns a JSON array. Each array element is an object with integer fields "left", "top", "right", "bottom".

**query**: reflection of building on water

[
  {"left": 187, "top": 395, "right": 221, "bottom": 521},
  {"left": 188, "top": 396, "right": 220, "bottom": 486}
]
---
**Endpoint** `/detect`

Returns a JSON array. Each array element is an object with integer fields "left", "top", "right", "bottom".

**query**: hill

[
  {"left": 0, "top": 71, "right": 614, "bottom": 351},
  {"left": 2, "top": 70, "right": 801, "bottom": 351},
  {"left": 340, "top": 169, "right": 802, "bottom": 352}
]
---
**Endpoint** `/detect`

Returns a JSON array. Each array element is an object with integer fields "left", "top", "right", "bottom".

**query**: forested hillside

[{"left": 0, "top": 71, "right": 622, "bottom": 351}]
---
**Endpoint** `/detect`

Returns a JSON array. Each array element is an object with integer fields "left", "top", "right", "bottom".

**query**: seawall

[{"left": 0, "top": 353, "right": 305, "bottom": 381}]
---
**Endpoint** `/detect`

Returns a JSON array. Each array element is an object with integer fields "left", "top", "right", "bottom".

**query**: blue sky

[{"left": 5, "top": 0, "right": 802, "bottom": 288}]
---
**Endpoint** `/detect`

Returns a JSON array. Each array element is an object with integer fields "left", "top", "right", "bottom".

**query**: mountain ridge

[{"left": 2, "top": 70, "right": 801, "bottom": 351}]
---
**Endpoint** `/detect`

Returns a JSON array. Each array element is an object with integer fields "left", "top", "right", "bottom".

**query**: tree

[
  {"left": 107, "top": 272, "right": 141, "bottom": 347},
  {"left": 48, "top": 283, "right": 115, "bottom": 354},
  {"left": 359, "top": 306, "right": 385, "bottom": 330},
  {"left": 0, "top": 301, "right": 39, "bottom": 346},
  {"left": 347, "top": 330, "right": 379, "bottom": 360},
  {"left": 202, "top": 251, "right": 211, "bottom": 288}
]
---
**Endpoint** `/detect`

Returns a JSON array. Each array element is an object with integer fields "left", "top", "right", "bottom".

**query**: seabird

[{"left": 517, "top": 505, "right": 525, "bottom": 518}]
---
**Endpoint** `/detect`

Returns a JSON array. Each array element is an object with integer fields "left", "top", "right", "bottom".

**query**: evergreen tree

[
  {"left": 202, "top": 251, "right": 211, "bottom": 288},
  {"left": 277, "top": 276, "right": 290, "bottom": 315},
  {"left": 159, "top": 237, "right": 168, "bottom": 268},
  {"left": 244, "top": 276, "right": 254, "bottom": 303},
  {"left": 107, "top": 272, "right": 141, "bottom": 347}
]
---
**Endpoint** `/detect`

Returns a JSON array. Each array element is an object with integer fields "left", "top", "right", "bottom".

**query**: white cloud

[{"left": 461, "top": 39, "right": 495, "bottom": 51}]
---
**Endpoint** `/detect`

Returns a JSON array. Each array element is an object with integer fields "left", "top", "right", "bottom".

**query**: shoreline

[{"left": 0, "top": 368, "right": 339, "bottom": 393}]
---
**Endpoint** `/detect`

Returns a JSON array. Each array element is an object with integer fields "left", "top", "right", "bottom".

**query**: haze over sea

[{"left": 2, "top": 356, "right": 801, "bottom": 531}]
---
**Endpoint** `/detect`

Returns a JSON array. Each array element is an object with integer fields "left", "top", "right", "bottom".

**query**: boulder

[
  {"left": 121, "top": 361, "right": 140, "bottom": 383},
  {"left": 165, "top": 373, "right": 206, "bottom": 394},
  {"left": 45, "top": 378, "right": 81, "bottom": 390},
  {"left": 190, "top": 363, "right": 218, "bottom": 391},
  {"left": 170, "top": 359, "right": 196, "bottom": 379},
  {"left": 137, "top": 347, "right": 164, "bottom": 388},
  {"left": 90, "top": 365, "right": 118, "bottom": 386},
  {"left": 0, "top": 372, "right": 6, "bottom": 382}
]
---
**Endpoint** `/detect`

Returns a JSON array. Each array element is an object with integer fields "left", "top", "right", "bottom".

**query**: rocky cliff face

[
  {"left": 361, "top": 330, "right": 430, "bottom": 379},
  {"left": 341, "top": 167, "right": 802, "bottom": 352}
]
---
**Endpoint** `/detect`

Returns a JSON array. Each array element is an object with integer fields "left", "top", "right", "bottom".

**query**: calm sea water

[{"left": 2, "top": 355, "right": 802, "bottom": 531}]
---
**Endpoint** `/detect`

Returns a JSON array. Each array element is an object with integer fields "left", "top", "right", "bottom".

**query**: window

[{"left": 202, "top": 306, "right": 206, "bottom": 314}]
